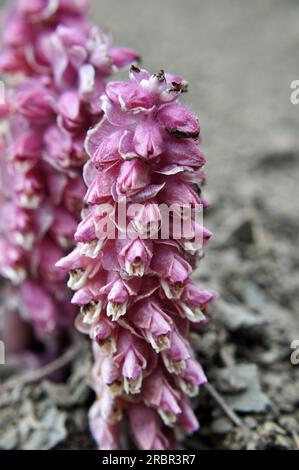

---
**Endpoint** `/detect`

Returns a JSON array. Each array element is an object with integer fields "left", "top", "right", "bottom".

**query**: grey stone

[{"left": 214, "top": 299, "right": 267, "bottom": 332}]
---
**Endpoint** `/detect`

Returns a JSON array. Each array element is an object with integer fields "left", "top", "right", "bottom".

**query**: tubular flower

[
  {"left": 57, "top": 67, "right": 214, "bottom": 449},
  {"left": 0, "top": 0, "right": 139, "bottom": 339}
]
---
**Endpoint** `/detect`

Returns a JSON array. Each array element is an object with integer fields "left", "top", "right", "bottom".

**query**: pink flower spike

[
  {"left": 57, "top": 67, "right": 214, "bottom": 450},
  {"left": 0, "top": 0, "right": 140, "bottom": 449}
]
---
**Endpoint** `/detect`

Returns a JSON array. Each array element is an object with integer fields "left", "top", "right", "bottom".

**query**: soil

[{"left": 1, "top": 0, "right": 299, "bottom": 450}]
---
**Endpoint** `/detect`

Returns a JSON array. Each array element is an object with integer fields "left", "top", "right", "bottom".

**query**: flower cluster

[
  {"left": 57, "top": 67, "right": 214, "bottom": 449},
  {"left": 0, "top": 0, "right": 138, "bottom": 338}
]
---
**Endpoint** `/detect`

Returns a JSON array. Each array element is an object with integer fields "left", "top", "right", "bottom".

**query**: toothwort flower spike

[
  {"left": 57, "top": 67, "right": 215, "bottom": 449},
  {"left": 0, "top": 0, "right": 139, "bottom": 339}
]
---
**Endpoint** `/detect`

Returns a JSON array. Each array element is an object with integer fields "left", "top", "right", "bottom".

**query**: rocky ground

[{"left": 1, "top": 0, "right": 299, "bottom": 450}]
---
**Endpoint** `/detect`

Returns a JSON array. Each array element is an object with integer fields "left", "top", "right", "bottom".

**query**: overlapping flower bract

[
  {"left": 57, "top": 67, "right": 214, "bottom": 449},
  {"left": 0, "top": 0, "right": 138, "bottom": 338},
  {"left": 0, "top": 0, "right": 137, "bottom": 77}
]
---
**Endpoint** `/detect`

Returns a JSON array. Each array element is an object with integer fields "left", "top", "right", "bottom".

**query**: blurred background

[{"left": 1, "top": 0, "right": 299, "bottom": 450}]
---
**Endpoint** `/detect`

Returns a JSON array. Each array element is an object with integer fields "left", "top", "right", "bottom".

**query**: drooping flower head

[{"left": 57, "top": 67, "right": 214, "bottom": 449}]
